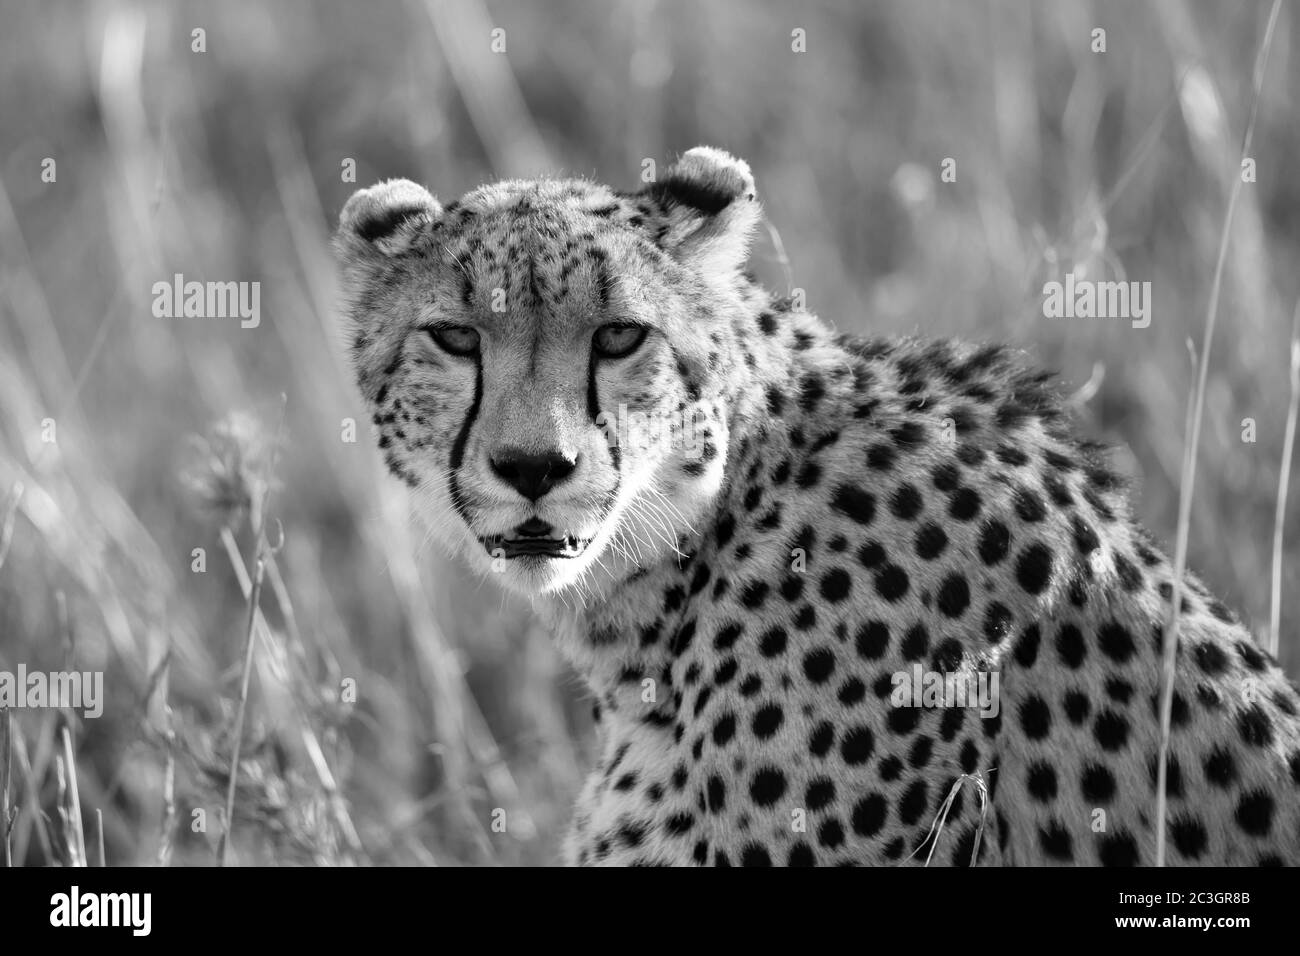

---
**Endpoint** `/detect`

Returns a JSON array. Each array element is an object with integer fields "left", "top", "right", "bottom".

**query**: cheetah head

[{"left": 335, "top": 148, "right": 761, "bottom": 597}]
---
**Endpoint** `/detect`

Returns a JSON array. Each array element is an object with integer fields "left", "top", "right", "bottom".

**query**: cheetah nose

[{"left": 489, "top": 448, "right": 578, "bottom": 501}]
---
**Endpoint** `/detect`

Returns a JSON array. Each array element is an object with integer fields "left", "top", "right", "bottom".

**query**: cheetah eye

[
  {"left": 427, "top": 325, "right": 480, "bottom": 356},
  {"left": 593, "top": 323, "right": 648, "bottom": 359}
]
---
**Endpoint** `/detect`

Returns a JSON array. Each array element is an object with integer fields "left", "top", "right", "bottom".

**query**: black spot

[
  {"left": 1148, "top": 752, "right": 1185, "bottom": 799},
  {"left": 874, "top": 564, "right": 910, "bottom": 602},
  {"left": 795, "top": 463, "right": 822, "bottom": 488},
  {"left": 787, "top": 842, "right": 815, "bottom": 866},
  {"left": 1105, "top": 678, "right": 1134, "bottom": 705},
  {"left": 759, "top": 626, "right": 786, "bottom": 657},
  {"left": 799, "top": 372, "right": 825, "bottom": 411},
  {"left": 1014, "top": 486, "right": 1046, "bottom": 522},
  {"left": 866, "top": 443, "right": 896, "bottom": 470},
  {"left": 1080, "top": 763, "right": 1116, "bottom": 804},
  {"left": 751, "top": 703, "right": 784, "bottom": 740},
  {"left": 670, "top": 619, "right": 697, "bottom": 655},
  {"left": 908, "top": 735, "right": 933, "bottom": 768},
  {"left": 819, "top": 568, "right": 852, "bottom": 603},
  {"left": 932, "top": 463, "right": 960, "bottom": 491},
  {"left": 1193, "top": 642, "right": 1229, "bottom": 676},
  {"left": 892, "top": 420, "right": 927, "bottom": 446},
  {"left": 855, "top": 621, "right": 890, "bottom": 660},
  {"left": 1038, "top": 820, "right": 1073, "bottom": 861},
  {"left": 1114, "top": 554, "right": 1143, "bottom": 592},
  {"left": 749, "top": 767, "right": 788, "bottom": 807},
  {"left": 1098, "top": 832, "right": 1139, "bottom": 866},
  {"left": 1238, "top": 705, "right": 1274, "bottom": 748},
  {"left": 959, "top": 739, "right": 980, "bottom": 773},
  {"left": 851, "top": 793, "right": 888, "bottom": 836},
  {"left": 890, "top": 483, "right": 924, "bottom": 520},
  {"left": 714, "top": 622, "right": 744, "bottom": 650},
  {"left": 984, "top": 603, "right": 1013, "bottom": 643},
  {"left": 1055, "top": 624, "right": 1086, "bottom": 669},
  {"left": 1208, "top": 600, "right": 1236, "bottom": 624},
  {"left": 1019, "top": 695, "right": 1052, "bottom": 740},
  {"left": 936, "top": 574, "right": 971, "bottom": 618},
  {"left": 930, "top": 637, "right": 963, "bottom": 672},
  {"left": 915, "top": 523, "right": 948, "bottom": 560},
  {"left": 1064, "top": 690, "right": 1091, "bottom": 724},
  {"left": 664, "top": 813, "right": 694, "bottom": 836},
  {"left": 809, "top": 722, "right": 835, "bottom": 757},
  {"left": 817, "top": 818, "right": 845, "bottom": 849},
  {"left": 1027, "top": 762, "right": 1057, "bottom": 802},
  {"left": 1093, "top": 709, "right": 1129, "bottom": 751},
  {"left": 996, "top": 444, "right": 1029, "bottom": 466},
  {"left": 939, "top": 707, "right": 966, "bottom": 742},
  {"left": 740, "top": 843, "right": 772, "bottom": 867},
  {"left": 949, "top": 487, "right": 982, "bottom": 521},
  {"left": 1204, "top": 747, "right": 1237, "bottom": 788},
  {"left": 1234, "top": 790, "right": 1274, "bottom": 837},
  {"left": 706, "top": 775, "right": 726, "bottom": 813},
  {"left": 1236, "top": 640, "right": 1269, "bottom": 673},
  {"left": 887, "top": 706, "right": 920, "bottom": 736},
  {"left": 900, "top": 623, "right": 929, "bottom": 661},
  {"left": 715, "top": 512, "right": 736, "bottom": 546},
  {"left": 1015, "top": 543, "right": 1054, "bottom": 595},
  {"left": 740, "top": 580, "right": 769, "bottom": 609},
  {"left": 1097, "top": 621, "right": 1138, "bottom": 665},
  {"left": 802, "top": 648, "right": 836, "bottom": 683},
  {"left": 1170, "top": 816, "right": 1207, "bottom": 859},
  {"left": 1044, "top": 473, "right": 1074, "bottom": 507},
  {"left": 977, "top": 520, "right": 1011, "bottom": 565},
  {"left": 618, "top": 820, "right": 648, "bottom": 848},
  {"left": 1014, "top": 624, "right": 1041, "bottom": 666},
  {"left": 712, "top": 713, "right": 736, "bottom": 746},
  {"left": 806, "top": 778, "right": 836, "bottom": 811},
  {"left": 838, "top": 677, "right": 866, "bottom": 705},
  {"left": 899, "top": 780, "right": 929, "bottom": 825},
  {"left": 840, "top": 726, "right": 875, "bottom": 765},
  {"left": 830, "top": 484, "right": 876, "bottom": 525},
  {"left": 1071, "top": 516, "right": 1100, "bottom": 554}
]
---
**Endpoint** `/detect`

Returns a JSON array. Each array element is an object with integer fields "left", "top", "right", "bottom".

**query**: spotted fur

[{"left": 336, "top": 148, "right": 1300, "bottom": 866}]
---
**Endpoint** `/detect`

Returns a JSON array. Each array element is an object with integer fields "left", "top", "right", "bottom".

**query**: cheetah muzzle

[{"left": 336, "top": 147, "right": 1300, "bottom": 867}]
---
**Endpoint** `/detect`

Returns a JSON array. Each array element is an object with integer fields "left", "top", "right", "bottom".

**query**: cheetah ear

[
  {"left": 644, "top": 147, "right": 760, "bottom": 276},
  {"left": 335, "top": 178, "right": 442, "bottom": 258}
]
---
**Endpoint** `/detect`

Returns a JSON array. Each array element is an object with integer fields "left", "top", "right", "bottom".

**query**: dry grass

[
  {"left": 1269, "top": 300, "right": 1300, "bottom": 657},
  {"left": 0, "top": 0, "right": 1297, "bottom": 866},
  {"left": 1154, "top": 0, "right": 1284, "bottom": 867}
]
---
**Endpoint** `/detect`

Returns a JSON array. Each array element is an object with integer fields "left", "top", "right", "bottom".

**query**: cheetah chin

[{"left": 337, "top": 147, "right": 1300, "bottom": 867}]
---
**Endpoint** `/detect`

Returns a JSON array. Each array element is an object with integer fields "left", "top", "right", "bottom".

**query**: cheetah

[{"left": 335, "top": 147, "right": 1300, "bottom": 866}]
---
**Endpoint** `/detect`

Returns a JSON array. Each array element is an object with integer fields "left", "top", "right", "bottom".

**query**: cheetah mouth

[{"left": 480, "top": 531, "right": 591, "bottom": 559}]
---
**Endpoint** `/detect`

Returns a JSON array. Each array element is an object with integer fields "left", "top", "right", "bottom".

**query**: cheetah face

[{"left": 335, "top": 149, "right": 761, "bottom": 597}]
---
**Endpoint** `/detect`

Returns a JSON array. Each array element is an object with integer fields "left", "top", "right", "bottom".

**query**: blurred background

[{"left": 0, "top": 0, "right": 1297, "bottom": 866}]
